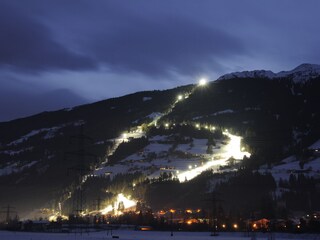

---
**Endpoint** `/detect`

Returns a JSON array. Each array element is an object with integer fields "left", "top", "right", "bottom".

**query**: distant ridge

[{"left": 218, "top": 63, "right": 320, "bottom": 82}]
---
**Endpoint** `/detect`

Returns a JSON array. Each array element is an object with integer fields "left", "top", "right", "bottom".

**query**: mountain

[
  {"left": 0, "top": 64, "right": 319, "bottom": 220},
  {"left": 218, "top": 63, "right": 320, "bottom": 82}
]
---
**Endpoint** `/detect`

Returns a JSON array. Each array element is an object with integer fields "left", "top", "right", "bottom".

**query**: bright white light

[
  {"left": 176, "top": 132, "right": 251, "bottom": 182},
  {"left": 100, "top": 205, "right": 113, "bottom": 215},
  {"left": 222, "top": 132, "right": 251, "bottom": 160},
  {"left": 196, "top": 124, "right": 200, "bottom": 129},
  {"left": 198, "top": 78, "right": 207, "bottom": 86},
  {"left": 100, "top": 193, "right": 137, "bottom": 216},
  {"left": 177, "top": 95, "right": 183, "bottom": 100},
  {"left": 165, "top": 123, "right": 169, "bottom": 128},
  {"left": 48, "top": 214, "right": 68, "bottom": 222},
  {"left": 117, "top": 193, "right": 136, "bottom": 209}
]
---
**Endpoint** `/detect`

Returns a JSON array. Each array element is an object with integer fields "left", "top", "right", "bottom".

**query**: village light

[
  {"left": 165, "top": 123, "right": 169, "bottom": 128},
  {"left": 177, "top": 95, "right": 183, "bottom": 101},
  {"left": 222, "top": 224, "right": 226, "bottom": 229},
  {"left": 188, "top": 165, "right": 192, "bottom": 169},
  {"left": 233, "top": 224, "right": 238, "bottom": 229},
  {"left": 159, "top": 210, "right": 165, "bottom": 215}
]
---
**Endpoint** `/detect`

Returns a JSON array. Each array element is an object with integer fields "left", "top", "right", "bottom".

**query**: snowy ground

[
  {"left": 0, "top": 230, "right": 319, "bottom": 240},
  {"left": 259, "top": 156, "right": 320, "bottom": 182},
  {"left": 94, "top": 132, "right": 250, "bottom": 183}
]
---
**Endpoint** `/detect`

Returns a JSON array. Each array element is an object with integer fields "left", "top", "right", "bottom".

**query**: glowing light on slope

[
  {"left": 48, "top": 214, "right": 68, "bottom": 222},
  {"left": 177, "top": 159, "right": 227, "bottom": 182},
  {"left": 100, "top": 193, "right": 137, "bottom": 216},
  {"left": 117, "top": 193, "right": 136, "bottom": 209},
  {"left": 222, "top": 132, "right": 251, "bottom": 160},
  {"left": 176, "top": 132, "right": 251, "bottom": 182}
]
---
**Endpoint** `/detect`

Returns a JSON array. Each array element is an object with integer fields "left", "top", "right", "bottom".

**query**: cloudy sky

[{"left": 1, "top": 0, "right": 320, "bottom": 121}]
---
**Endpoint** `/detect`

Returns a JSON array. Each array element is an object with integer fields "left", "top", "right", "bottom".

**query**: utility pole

[
  {"left": 95, "top": 197, "right": 101, "bottom": 211},
  {"left": 169, "top": 209, "right": 175, "bottom": 236},
  {"left": 65, "top": 126, "right": 96, "bottom": 220},
  {"left": 204, "top": 192, "right": 223, "bottom": 237},
  {"left": 0, "top": 205, "right": 16, "bottom": 224}
]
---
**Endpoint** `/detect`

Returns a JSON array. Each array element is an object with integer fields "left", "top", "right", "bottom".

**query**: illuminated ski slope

[{"left": 176, "top": 131, "right": 250, "bottom": 182}]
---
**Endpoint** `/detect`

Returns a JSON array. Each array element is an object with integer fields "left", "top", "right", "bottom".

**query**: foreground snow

[{"left": 0, "top": 230, "right": 318, "bottom": 240}]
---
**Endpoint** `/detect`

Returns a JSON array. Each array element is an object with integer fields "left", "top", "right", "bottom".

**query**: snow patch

[
  {"left": 218, "top": 70, "right": 276, "bottom": 80},
  {"left": 309, "top": 139, "right": 320, "bottom": 150},
  {"left": 143, "top": 97, "right": 152, "bottom": 101},
  {"left": 146, "top": 112, "right": 162, "bottom": 120},
  {"left": 8, "top": 130, "right": 44, "bottom": 146},
  {"left": 0, "top": 147, "right": 34, "bottom": 156},
  {"left": 0, "top": 161, "right": 37, "bottom": 176},
  {"left": 211, "top": 109, "right": 234, "bottom": 116},
  {"left": 7, "top": 121, "right": 85, "bottom": 146}
]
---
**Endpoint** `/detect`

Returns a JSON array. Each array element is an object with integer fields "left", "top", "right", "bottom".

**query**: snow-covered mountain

[
  {"left": 218, "top": 63, "right": 320, "bottom": 82},
  {"left": 218, "top": 70, "right": 276, "bottom": 80},
  {"left": 1, "top": 63, "right": 320, "bottom": 219}
]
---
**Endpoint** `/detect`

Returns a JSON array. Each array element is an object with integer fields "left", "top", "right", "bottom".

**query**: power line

[{"left": 65, "top": 125, "right": 96, "bottom": 217}]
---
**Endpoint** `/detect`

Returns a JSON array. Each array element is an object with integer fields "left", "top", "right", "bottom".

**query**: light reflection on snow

[
  {"left": 100, "top": 193, "right": 137, "bottom": 215},
  {"left": 222, "top": 132, "right": 251, "bottom": 160},
  {"left": 177, "top": 132, "right": 250, "bottom": 182}
]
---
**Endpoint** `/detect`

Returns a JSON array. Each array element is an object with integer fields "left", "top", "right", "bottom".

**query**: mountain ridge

[{"left": 218, "top": 63, "right": 320, "bottom": 82}]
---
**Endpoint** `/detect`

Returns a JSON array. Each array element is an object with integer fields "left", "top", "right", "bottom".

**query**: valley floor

[{"left": 0, "top": 230, "right": 319, "bottom": 240}]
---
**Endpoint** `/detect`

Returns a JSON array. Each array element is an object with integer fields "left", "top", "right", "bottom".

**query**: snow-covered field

[
  {"left": 94, "top": 132, "right": 250, "bottom": 183},
  {"left": 259, "top": 156, "right": 320, "bottom": 182},
  {"left": 0, "top": 230, "right": 318, "bottom": 240}
]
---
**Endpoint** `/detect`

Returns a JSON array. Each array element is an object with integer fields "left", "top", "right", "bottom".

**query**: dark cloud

[
  {"left": 0, "top": 1, "right": 246, "bottom": 77},
  {"left": 0, "top": 1, "right": 97, "bottom": 72},
  {"left": 88, "top": 15, "right": 245, "bottom": 76}
]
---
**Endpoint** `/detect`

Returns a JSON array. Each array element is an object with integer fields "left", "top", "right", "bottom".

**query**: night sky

[{"left": 1, "top": 0, "right": 320, "bottom": 121}]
